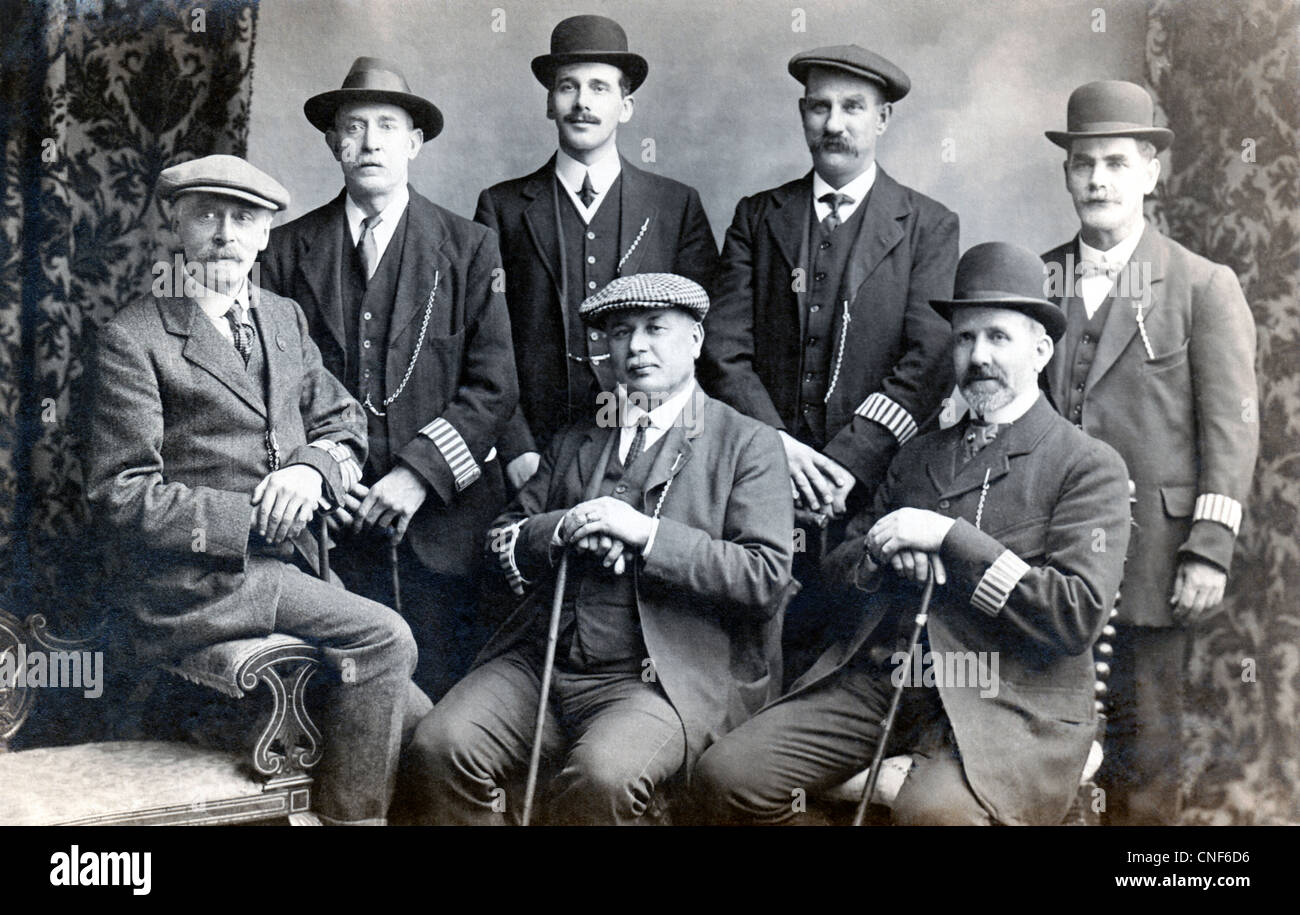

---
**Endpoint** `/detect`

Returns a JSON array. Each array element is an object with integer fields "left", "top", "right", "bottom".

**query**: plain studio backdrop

[{"left": 248, "top": 0, "right": 1148, "bottom": 251}]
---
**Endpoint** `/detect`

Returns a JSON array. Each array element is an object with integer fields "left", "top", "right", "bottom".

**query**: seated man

[
  {"left": 405, "top": 273, "right": 794, "bottom": 825},
  {"left": 86, "top": 155, "right": 430, "bottom": 826},
  {"left": 694, "top": 243, "right": 1131, "bottom": 826}
]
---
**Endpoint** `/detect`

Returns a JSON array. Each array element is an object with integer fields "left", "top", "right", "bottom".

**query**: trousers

[
  {"left": 693, "top": 650, "right": 993, "bottom": 825},
  {"left": 404, "top": 647, "right": 687, "bottom": 825},
  {"left": 271, "top": 559, "right": 431, "bottom": 824}
]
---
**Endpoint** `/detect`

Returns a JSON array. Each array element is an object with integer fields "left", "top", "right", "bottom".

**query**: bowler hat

[
  {"left": 304, "top": 57, "right": 443, "bottom": 139},
  {"left": 931, "top": 243, "right": 1066, "bottom": 341},
  {"left": 579, "top": 273, "right": 709, "bottom": 325},
  {"left": 788, "top": 45, "right": 910, "bottom": 103},
  {"left": 531, "top": 15, "right": 648, "bottom": 92},
  {"left": 1045, "top": 80, "right": 1173, "bottom": 151},
  {"left": 158, "top": 154, "right": 290, "bottom": 211}
]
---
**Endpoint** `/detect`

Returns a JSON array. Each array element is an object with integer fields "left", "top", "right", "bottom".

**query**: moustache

[
  {"left": 961, "top": 369, "right": 1007, "bottom": 386},
  {"left": 564, "top": 114, "right": 601, "bottom": 125},
  {"left": 813, "top": 136, "right": 858, "bottom": 155}
]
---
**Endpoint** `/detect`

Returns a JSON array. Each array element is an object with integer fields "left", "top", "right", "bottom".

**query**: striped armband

[
  {"left": 854, "top": 393, "right": 918, "bottom": 446},
  {"left": 419, "top": 417, "right": 482, "bottom": 492},
  {"left": 492, "top": 518, "right": 530, "bottom": 596},
  {"left": 309, "top": 439, "right": 362, "bottom": 490},
  {"left": 1193, "top": 493, "right": 1243, "bottom": 536},
  {"left": 971, "top": 550, "right": 1031, "bottom": 617}
]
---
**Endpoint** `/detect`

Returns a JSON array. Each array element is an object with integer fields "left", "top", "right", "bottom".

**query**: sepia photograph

[{"left": 0, "top": 0, "right": 1294, "bottom": 892}]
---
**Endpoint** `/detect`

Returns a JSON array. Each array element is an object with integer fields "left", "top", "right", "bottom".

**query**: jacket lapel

[
  {"left": 1085, "top": 226, "right": 1167, "bottom": 393},
  {"left": 764, "top": 176, "right": 812, "bottom": 329},
  {"left": 616, "top": 158, "right": 658, "bottom": 277},
  {"left": 520, "top": 156, "right": 563, "bottom": 296},
  {"left": 388, "top": 188, "right": 446, "bottom": 345},
  {"left": 250, "top": 286, "right": 286, "bottom": 415},
  {"left": 937, "top": 395, "right": 1056, "bottom": 502},
  {"left": 294, "top": 191, "right": 349, "bottom": 355},
  {"left": 639, "top": 387, "right": 708, "bottom": 509},
  {"left": 841, "top": 168, "right": 909, "bottom": 305},
  {"left": 162, "top": 297, "right": 267, "bottom": 417}
]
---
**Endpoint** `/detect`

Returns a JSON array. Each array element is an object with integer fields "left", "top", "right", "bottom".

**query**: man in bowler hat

[
  {"left": 405, "top": 274, "right": 793, "bottom": 825},
  {"left": 695, "top": 244, "right": 1131, "bottom": 826},
  {"left": 699, "top": 44, "right": 959, "bottom": 672},
  {"left": 88, "top": 155, "right": 429, "bottom": 824},
  {"left": 475, "top": 14, "right": 719, "bottom": 493},
  {"left": 260, "top": 58, "right": 519, "bottom": 700},
  {"left": 1040, "top": 80, "right": 1259, "bottom": 825}
]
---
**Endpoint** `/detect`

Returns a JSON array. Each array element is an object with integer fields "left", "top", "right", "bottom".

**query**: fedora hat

[
  {"left": 304, "top": 57, "right": 443, "bottom": 140},
  {"left": 788, "top": 45, "right": 910, "bottom": 103},
  {"left": 931, "top": 242, "right": 1066, "bottom": 341},
  {"left": 531, "top": 15, "right": 648, "bottom": 93},
  {"left": 1045, "top": 80, "right": 1173, "bottom": 151}
]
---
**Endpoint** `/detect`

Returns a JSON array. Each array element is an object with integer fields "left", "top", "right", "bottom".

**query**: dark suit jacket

[
  {"left": 86, "top": 287, "right": 367, "bottom": 663},
  {"left": 1042, "top": 227, "right": 1259, "bottom": 626},
  {"left": 807, "top": 395, "right": 1130, "bottom": 825},
  {"left": 481, "top": 388, "right": 794, "bottom": 775},
  {"left": 700, "top": 168, "right": 959, "bottom": 489},
  {"left": 475, "top": 156, "right": 719, "bottom": 460},
  {"left": 260, "top": 188, "right": 519, "bottom": 577}
]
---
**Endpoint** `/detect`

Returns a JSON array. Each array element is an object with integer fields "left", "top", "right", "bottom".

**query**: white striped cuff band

[
  {"left": 1193, "top": 493, "right": 1243, "bottom": 536},
  {"left": 854, "top": 392, "right": 918, "bottom": 445},
  {"left": 971, "top": 549, "right": 1031, "bottom": 616},
  {"left": 419, "top": 417, "right": 481, "bottom": 492},
  {"left": 493, "top": 518, "right": 529, "bottom": 596}
]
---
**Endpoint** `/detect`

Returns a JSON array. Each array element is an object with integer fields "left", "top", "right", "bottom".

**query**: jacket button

[
  {"left": 363, "top": 339, "right": 372, "bottom": 349},
  {"left": 939, "top": 500, "right": 950, "bottom": 509},
  {"left": 587, "top": 255, "right": 596, "bottom": 264},
  {"left": 589, "top": 330, "right": 600, "bottom": 341},
  {"left": 815, "top": 272, "right": 826, "bottom": 282},
  {"left": 810, "top": 304, "right": 821, "bottom": 313},
  {"left": 363, "top": 311, "right": 372, "bottom": 321},
  {"left": 587, "top": 231, "right": 596, "bottom": 240},
  {"left": 615, "top": 484, "right": 627, "bottom": 494},
  {"left": 588, "top": 281, "right": 597, "bottom": 289}
]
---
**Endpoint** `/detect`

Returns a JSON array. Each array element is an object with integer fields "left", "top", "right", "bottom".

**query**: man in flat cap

[
  {"left": 404, "top": 273, "right": 793, "bottom": 825},
  {"left": 1040, "top": 80, "right": 1259, "bottom": 825},
  {"left": 87, "top": 155, "right": 430, "bottom": 825},
  {"left": 700, "top": 45, "right": 958, "bottom": 672},
  {"left": 475, "top": 14, "right": 719, "bottom": 493},
  {"left": 260, "top": 58, "right": 519, "bottom": 700},
  {"left": 695, "top": 243, "right": 1130, "bottom": 826}
]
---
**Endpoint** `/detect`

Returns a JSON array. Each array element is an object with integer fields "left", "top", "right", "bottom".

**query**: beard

[{"left": 959, "top": 368, "right": 1015, "bottom": 418}]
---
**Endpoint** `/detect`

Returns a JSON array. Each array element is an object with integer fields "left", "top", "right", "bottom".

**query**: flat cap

[
  {"left": 579, "top": 273, "right": 710, "bottom": 324},
  {"left": 157, "top": 154, "right": 289, "bottom": 211},
  {"left": 788, "top": 45, "right": 910, "bottom": 102}
]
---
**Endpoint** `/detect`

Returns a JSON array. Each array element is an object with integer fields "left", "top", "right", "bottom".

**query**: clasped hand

[
  {"left": 251, "top": 464, "right": 324, "bottom": 544},
  {"left": 864, "top": 507, "right": 956, "bottom": 585},
  {"left": 558, "top": 496, "right": 655, "bottom": 576}
]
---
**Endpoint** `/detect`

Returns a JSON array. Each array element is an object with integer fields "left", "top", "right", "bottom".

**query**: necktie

[
  {"left": 819, "top": 192, "right": 854, "bottom": 231},
  {"left": 960, "top": 419, "right": 1004, "bottom": 464},
  {"left": 1077, "top": 259, "right": 1122, "bottom": 281},
  {"left": 224, "top": 303, "right": 254, "bottom": 367},
  {"left": 624, "top": 415, "right": 651, "bottom": 469},
  {"left": 356, "top": 214, "right": 382, "bottom": 281},
  {"left": 578, "top": 171, "right": 597, "bottom": 207}
]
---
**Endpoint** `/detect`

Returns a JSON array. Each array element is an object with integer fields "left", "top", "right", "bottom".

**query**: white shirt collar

[
  {"left": 621, "top": 379, "right": 696, "bottom": 429},
  {"left": 1079, "top": 220, "right": 1146, "bottom": 266},
  {"left": 345, "top": 185, "right": 409, "bottom": 261},
  {"left": 812, "top": 162, "right": 877, "bottom": 222},
  {"left": 555, "top": 147, "right": 622, "bottom": 222},
  {"left": 188, "top": 272, "right": 251, "bottom": 340}
]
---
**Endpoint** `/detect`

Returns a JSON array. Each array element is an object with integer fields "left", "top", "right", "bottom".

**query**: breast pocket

[{"left": 1140, "top": 339, "right": 1189, "bottom": 376}]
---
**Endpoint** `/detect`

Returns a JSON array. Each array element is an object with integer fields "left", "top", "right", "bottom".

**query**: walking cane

[
  {"left": 388, "top": 533, "right": 403, "bottom": 615},
  {"left": 520, "top": 550, "right": 570, "bottom": 826},
  {"left": 852, "top": 564, "right": 936, "bottom": 826}
]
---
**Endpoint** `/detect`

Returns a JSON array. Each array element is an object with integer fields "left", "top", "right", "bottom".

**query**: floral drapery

[
  {"left": 1147, "top": 0, "right": 1300, "bottom": 824},
  {"left": 0, "top": 0, "right": 258, "bottom": 639}
]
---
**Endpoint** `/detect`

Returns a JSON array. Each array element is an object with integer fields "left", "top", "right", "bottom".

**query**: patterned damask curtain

[
  {"left": 0, "top": 0, "right": 258, "bottom": 640},
  {"left": 1147, "top": 0, "right": 1300, "bottom": 824}
]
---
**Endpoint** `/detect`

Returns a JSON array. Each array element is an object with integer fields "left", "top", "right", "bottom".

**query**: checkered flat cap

[{"left": 579, "top": 273, "right": 710, "bottom": 324}]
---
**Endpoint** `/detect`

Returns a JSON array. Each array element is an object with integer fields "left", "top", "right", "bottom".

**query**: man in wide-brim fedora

[
  {"left": 1039, "top": 79, "right": 1259, "bottom": 825},
  {"left": 695, "top": 242, "right": 1131, "bottom": 826},
  {"left": 475, "top": 14, "right": 718, "bottom": 496},
  {"left": 260, "top": 57, "right": 520, "bottom": 702}
]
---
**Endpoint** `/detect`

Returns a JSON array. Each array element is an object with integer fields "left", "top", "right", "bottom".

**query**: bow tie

[{"left": 1077, "top": 259, "right": 1123, "bottom": 281}]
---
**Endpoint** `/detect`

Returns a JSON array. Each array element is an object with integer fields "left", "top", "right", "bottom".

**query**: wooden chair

[{"left": 0, "top": 522, "right": 331, "bottom": 826}]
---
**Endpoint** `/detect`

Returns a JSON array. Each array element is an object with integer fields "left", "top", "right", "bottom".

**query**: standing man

[
  {"left": 405, "top": 274, "right": 793, "bottom": 825},
  {"left": 260, "top": 58, "right": 519, "bottom": 700},
  {"left": 88, "top": 155, "right": 429, "bottom": 825},
  {"left": 701, "top": 45, "right": 958, "bottom": 523},
  {"left": 475, "top": 14, "right": 719, "bottom": 490},
  {"left": 1041, "top": 80, "right": 1259, "bottom": 825},
  {"left": 695, "top": 244, "right": 1131, "bottom": 826}
]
